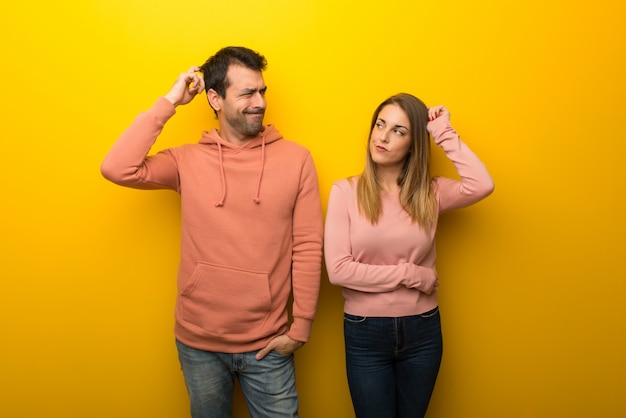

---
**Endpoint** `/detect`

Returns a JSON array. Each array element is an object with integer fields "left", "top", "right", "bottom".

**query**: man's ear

[{"left": 207, "top": 89, "right": 222, "bottom": 112}]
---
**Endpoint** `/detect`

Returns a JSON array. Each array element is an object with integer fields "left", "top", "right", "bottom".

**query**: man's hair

[
  {"left": 357, "top": 93, "right": 436, "bottom": 229},
  {"left": 200, "top": 46, "right": 267, "bottom": 98}
]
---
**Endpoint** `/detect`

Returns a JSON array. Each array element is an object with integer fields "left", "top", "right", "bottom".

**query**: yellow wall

[{"left": 1, "top": 0, "right": 625, "bottom": 417}]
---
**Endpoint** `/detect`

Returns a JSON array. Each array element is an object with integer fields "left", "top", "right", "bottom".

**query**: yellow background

[{"left": 1, "top": 0, "right": 625, "bottom": 417}]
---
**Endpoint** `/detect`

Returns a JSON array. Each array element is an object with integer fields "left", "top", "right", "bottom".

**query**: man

[{"left": 101, "top": 46, "right": 323, "bottom": 418}]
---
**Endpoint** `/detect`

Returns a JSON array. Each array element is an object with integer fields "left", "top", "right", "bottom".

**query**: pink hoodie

[{"left": 101, "top": 97, "right": 323, "bottom": 352}]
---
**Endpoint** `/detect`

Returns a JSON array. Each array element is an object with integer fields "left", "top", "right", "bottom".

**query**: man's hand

[
  {"left": 164, "top": 66, "right": 205, "bottom": 107},
  {"left": 255, "top": 335, "right": 304, "bottom": 360}
]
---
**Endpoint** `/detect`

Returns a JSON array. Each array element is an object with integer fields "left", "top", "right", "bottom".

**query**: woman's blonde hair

[{"left": 357, "top": 93, "right": 436, "bottom": 229}]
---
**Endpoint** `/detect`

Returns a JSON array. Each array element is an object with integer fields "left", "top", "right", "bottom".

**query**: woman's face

[{"left": 369, "top": 104, "right": 411, "bottom": 169}]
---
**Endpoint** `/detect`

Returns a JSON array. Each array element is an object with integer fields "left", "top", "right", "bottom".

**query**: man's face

[{"left": 219, "top": 65, "right": 267, "bottom": 139}]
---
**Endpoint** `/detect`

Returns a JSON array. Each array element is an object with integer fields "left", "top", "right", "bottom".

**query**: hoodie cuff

[
  {"left": 287, "top": 317, "right": 313, "bottom": 343},
  {"left": 151, "top": 97, "right": 177, "bottom": 121}
]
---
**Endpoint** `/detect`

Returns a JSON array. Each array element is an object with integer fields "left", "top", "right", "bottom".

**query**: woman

[{"left": 324, "top": 93, "right": 494, "bottom": 418}]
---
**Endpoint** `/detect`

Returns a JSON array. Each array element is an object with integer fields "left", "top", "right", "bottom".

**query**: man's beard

[{"left": 227, "top": 108, "right": 265, "bottom": 138}]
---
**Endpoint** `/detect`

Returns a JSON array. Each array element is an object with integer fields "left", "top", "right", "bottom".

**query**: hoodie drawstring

[
  {"left": 253, "top": 135, "right": 266, "bottom": 204},
  {"left": 215, "top": 140, "right": 226, "bottom": 207},
  {"left": 214, "top": 134, "right": 266, "bottom": 207}
]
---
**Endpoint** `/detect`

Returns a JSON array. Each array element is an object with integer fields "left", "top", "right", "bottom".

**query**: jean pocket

[
  {"left": 267, "top": 350, "right": 294, "bottom": 359},
  {"left": 344, "top": 313, "right": 367, "bottom": 323},
  {"left": 419, "top": 306, "right": 439, "bottom": 319}
]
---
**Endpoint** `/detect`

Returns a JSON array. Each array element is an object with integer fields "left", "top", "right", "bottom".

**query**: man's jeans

[
  {"left": 344, "top": 307, "right": 443, "bottom": 418},
  {"left": 176, "top": 339, "right": 299, "bottom": 418}
]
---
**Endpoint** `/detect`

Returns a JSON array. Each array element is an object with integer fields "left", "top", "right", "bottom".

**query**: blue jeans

[
  {"left": 344, "top": 307, "right": 443, "bottom": 418},
  {"left": 176, "top": 340, "right": 299, "bottom": 418}
]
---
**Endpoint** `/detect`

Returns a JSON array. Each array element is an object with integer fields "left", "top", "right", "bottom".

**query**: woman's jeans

[
  {"left": 344, "top": 307, "right": 443, "bottom": 418},
  {"left": 176, "top": 339, "right": 299, "bottom": 418}
]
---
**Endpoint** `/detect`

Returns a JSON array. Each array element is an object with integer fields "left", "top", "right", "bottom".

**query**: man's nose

[{"left": 252, "top": 92, "right": 266, "bottom": 108}]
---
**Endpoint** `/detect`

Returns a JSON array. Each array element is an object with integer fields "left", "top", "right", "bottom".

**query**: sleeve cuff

[
  {"left": 151, "top": 97, "right": 177, "bottom": 120},
  {"left": 427, "top": 117, "right": 456, "bottom": 145},
  {"left": 286, "top": 317, "right": 314, "bottom": 343}
]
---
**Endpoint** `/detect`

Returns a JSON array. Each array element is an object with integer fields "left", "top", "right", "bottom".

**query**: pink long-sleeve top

[{"left": 324, "top": 117, "right": 494, "bottom": 317}]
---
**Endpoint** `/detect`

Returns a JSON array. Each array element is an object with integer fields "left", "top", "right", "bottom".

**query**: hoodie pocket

[{"left": 179, "top": 262, "right": 271, "bottom": 336}]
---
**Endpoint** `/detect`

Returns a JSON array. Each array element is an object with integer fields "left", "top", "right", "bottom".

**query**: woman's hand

[{"left": 427, "top": 105, "right": 450, "bottom": 122}]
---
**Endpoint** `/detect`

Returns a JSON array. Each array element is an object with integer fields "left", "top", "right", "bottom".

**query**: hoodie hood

[{"left": 199, "top": 125, "right": 283, "bottom": 207}]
